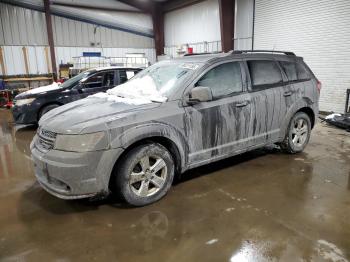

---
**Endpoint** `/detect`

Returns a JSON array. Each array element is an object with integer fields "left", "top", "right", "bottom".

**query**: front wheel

[
  {"left": 115, "top": 143, "right": 175, "bottom": 206},
  {"left": 281, "top": 112, "right": 311, "bottom": 154}
]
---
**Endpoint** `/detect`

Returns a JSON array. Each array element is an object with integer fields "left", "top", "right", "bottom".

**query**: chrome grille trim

[
  {"left": 35, "top": 128, "right": 57, "bottom": 152},
  {"left": 40, "top": 129, "right": 57, "bottom": 139}
]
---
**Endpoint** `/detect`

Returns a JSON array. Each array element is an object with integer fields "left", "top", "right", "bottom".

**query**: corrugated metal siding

[
  {"left": 254, "top": 0, "right": 350, "bottom": 113},
  {"left": 0, "top": 3, "right": 154, "bottom": 48},
  {"left": 1, "top": 45, "right": 156, "bottom": 75},
  {"left": 0, "top": 3, "right": 156, "bottom": 76},
  {"left": 0, "top": 3, "right": 48, "bottom": 45},
  {"left": 164, "top": 0, "right": 221, "bottom": 47},
  {"left": 2, "top": 46, "right": 49, "bottom": 75},
  {"left": 234, "top": 0, "right": 254, "bottom": 50},
  {"left": 52, "top": 15, "right": 154, "bottom": 48}
]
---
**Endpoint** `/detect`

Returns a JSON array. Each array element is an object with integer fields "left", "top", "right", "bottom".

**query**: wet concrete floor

[{"left": 0, "top": 109, "right": 349, "bottom": 261}]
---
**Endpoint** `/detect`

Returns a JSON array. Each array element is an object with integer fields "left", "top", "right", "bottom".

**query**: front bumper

[
  {"left": 12, "top": 105, "right": 38, "bottom": 124},
  {"left": 30, "top": 138, "right": 124, "bottom": 199}
]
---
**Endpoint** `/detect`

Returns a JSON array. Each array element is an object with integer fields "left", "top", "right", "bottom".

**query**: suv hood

[{"left": 39, "top": 97, "right": 161, "bottom": 134}]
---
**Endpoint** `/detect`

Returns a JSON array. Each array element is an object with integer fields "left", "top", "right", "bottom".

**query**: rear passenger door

[
  {"left": 100, "top": 70, "right": 117, "bottom": 91},
  {"left": 245, "top": 59, "right": 285, "bottom": 145},
  {"left": 184, "top": 61, "right": 252, "bottom": 165}
]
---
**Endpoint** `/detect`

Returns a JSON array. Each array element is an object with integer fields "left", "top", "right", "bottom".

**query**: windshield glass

[
  {"left": 105, "top": 61, "right": 200, "bottom": 103},
  {"left": 60, "top": 70, "right": 93, "bottom": 88}
]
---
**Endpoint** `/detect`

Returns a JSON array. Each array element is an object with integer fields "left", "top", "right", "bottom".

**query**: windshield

[
  {"left": 104, "top": 60, "right": 200, "bottom": 103},
  {"left": 60, "top": 70, "right": 93, "bottom": 88}
]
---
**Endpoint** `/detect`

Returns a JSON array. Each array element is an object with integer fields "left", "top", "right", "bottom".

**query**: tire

[
  {"left": 38, "top": 104, "right": 60, "bottom": 120},
  {"left": 281, "top": 112, "right": 311, "bottom": 154},
  {"left": 115, "top": 143, "right": 175, "bottom": 206}
]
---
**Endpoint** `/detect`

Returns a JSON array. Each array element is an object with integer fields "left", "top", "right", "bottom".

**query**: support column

[
  {"left": 219, "top": 0, "right": 235, "bottom": 52},
  {"left": 0, "top": 47, "right": 6, "bottom": 75},
  {"left": 152, "top": 5, "right": 165, "bottom": 57},
  {"left": 118, "top": 0, "right": 165, "bottom": 58},
  {"left": 43, "top": 0, "right": 57, "bottom": 81}
]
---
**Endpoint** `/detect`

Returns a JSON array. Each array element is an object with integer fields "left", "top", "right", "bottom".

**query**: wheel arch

[
  {"left": 279, "top": 97, "right": 317, "bottom": 140},
  {"left": 37, "top": 102, "right": 63, "bottom": 121},
  {"left": 108, "top": 135, "right": 185, "bottom": 192},
  {"left": 108, "top": 124, "right": 189, "bottom": 192},
  {"left": 295, "top": 107, "right": 315, "bottom": 128}
]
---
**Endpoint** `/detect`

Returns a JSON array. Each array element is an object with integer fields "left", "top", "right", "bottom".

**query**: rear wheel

[
  {"left": 115, "top": 143, "right": 175, "bottom": 206},
  {"left": 281, "top": 112, "right": 311, "bottom": 154},
  {"left": 38, "top": 104, "right": 60, "bottom": 120}
]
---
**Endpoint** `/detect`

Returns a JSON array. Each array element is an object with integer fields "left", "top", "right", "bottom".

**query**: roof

[{"left": 173, "top": 50, "right": 302, "bottom": 64}]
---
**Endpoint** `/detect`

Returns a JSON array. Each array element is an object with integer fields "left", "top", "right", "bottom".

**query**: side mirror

[{"left": 187, "top": 86, "right": 213, "bottom": 105}]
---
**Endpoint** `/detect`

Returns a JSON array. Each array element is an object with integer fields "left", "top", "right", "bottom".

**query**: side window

[
  {"left": 83, "top": 72, "right": 104, "bottom": 88},
  {"left": 296, "top": 63, "right": 310, "bottom": 81},
  {"left": 279, "top": 61, "right": 297, "bottom": 81},
  {"left": 119, "top": 70, "right": 136, "bottom": 84},
  {"left": 247, "top": 60, "right": 283, "bottom": 89},
  {"left": 103, "top": 71, "right": 115, "bottom": 87},
  {"left": 196, "top": 62, "right": 243, "bottom": 98}
]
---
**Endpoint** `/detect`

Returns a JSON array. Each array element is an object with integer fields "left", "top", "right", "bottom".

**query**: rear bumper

[{"left": 30, "top": 137, "right": 124, "bottom": 199}]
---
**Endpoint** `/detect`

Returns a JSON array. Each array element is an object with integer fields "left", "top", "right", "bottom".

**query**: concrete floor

[{"left": 0, "top": 109, "right": 349, "bottom": 262}]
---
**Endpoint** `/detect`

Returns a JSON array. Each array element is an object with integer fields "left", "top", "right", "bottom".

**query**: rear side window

[
  {"left": 103, "top": 71, "right": 115, "bottom": 87},
  {"left": 119, "top": 69, "right": 139, "bottom": 84},
  {"left": 196, "top": 62, "right": 242, "bottom": 98},
  {"left": 280, "top": 61, "right": 310, "bottom": 82},
  {"left": 247, "top": 60, "right": 282, "bottom": 89}
]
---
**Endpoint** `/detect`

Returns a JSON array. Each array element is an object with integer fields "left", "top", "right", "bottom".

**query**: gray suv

[{"left": 30, "top": 50, "right": 320, "bottom": 206}]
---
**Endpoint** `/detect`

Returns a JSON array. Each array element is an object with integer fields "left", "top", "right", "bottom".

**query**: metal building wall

[
  {"left": 51, "top": 15, "right": 154, "bottom": 48},
  {"left": 253, "top": 0, "right": 350, "bottom": 113},
  {"left": 0, "top": 3, "right": 156, "bottom": 76},
  {"left": 234, "top": 0, "right": 254, "bottom": 50},
  {"left": 164, "top": 0, "right": 222, "bottom": 57}
]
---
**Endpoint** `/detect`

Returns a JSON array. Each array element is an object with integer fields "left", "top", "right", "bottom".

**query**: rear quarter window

[
  {"left": 296, "top": 63, "right": 311, "bottom": 80},
  {"left": 247, "top": 60, "right": 283, "bottom": 89},
  {"left": 279, "top": 61, "right": 298, "bottom": 81},
  {"left": 280, "top": 61, "right": 311, "bottom": 82}
]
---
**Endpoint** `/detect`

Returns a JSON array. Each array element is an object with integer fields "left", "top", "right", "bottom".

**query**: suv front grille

[
  {"left": 40, "top": 129, "right": 57, "bottom": 139},
  {"left": 36, "top": 128, "right": 57, "bottom": 152}
]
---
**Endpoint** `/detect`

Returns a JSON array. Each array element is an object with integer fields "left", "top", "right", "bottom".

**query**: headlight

[
  {"left": 15, "top": 98, "right": 35, "bottom": 106},
  {"left": 54, "top": 132, "right": 109, "bottom": 152}
]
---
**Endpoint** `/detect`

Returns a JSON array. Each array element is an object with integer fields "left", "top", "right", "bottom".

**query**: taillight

[{"left": 316, "top": 80, "right": 322, "bottom": 93}]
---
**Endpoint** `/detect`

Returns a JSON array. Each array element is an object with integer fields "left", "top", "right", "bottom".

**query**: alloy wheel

[
  {"left": 129, "top": 155, "right": 168, "bottom": 197},
  {"left": 291, "top": 118, "right": 308, "bottom": 147}
]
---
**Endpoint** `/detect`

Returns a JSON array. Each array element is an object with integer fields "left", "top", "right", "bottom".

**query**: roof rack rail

[{"left": 230, "top": 50, "right": 295, "bottom": 56}]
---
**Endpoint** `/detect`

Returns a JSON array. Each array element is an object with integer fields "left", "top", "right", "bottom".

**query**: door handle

[
  {"left": 236, "top": 101, "right": 249, "bottom": 107},
  {"left": 284, "top": 91, "right": 292, "bottom": 97}
]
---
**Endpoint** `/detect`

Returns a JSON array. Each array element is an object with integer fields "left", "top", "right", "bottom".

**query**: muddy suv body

[{"left": 30, "top": 50, "right": 319, "bottom": 206}]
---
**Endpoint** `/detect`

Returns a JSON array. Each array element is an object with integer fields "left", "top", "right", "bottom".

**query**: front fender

[{"left": 110, "top": 122, "right": 189, "bottom": 171}]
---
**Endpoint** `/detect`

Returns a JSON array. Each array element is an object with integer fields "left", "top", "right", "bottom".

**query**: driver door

[{"left": 184, "top": 61, "right": 252, "bottom": 166}]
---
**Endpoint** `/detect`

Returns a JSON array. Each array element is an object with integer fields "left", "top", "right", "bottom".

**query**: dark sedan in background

[{"left": 12, "top": 66, "right": 141, "bottom": 124}]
